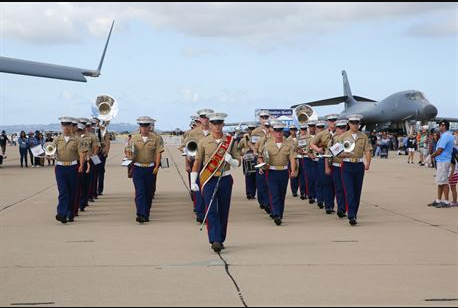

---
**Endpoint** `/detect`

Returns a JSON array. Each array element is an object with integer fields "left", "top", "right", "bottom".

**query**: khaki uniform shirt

[
  {"left": 81, "top": 132, "right": 100, "bottom": 156},
  {"left": 263, "top": 139, "right": 296, "bottom": 167},
  {"left": 127, "top": 133, "right": 164, "bottom": 165},
  {"left": 252, "top": 126, "right": 269, "bottom": 152},
  {"left": 327, "top": 133, "right": 345, "bottom": 164},
  {"left": 340, "top": 131, "right": 373, "bottom": 159},
  {"left": 238, "top": 134, "right": 255, "bottom": 156},
  {"left": 55, "top": 135, "right": 86, "bottom": 162},
  {"left": 196, "top": 135, "right": 241, "bottom": 173},
  {"left": 304, "top": 133, "right": 316, "bottom": 157},
  {"left": 311, "top": 129, "right": 335, "bottom": 153},
  {"left": 99, "top": 129, "right": 110, "bottom": 148}
]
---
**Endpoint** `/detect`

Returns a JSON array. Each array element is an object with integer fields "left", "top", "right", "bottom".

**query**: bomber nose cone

[{"left": 422, "top": 104, "right": 438, "bottom": 120}]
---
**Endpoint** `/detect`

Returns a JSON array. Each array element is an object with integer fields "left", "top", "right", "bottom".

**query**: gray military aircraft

[
  {"left": 0, "top": 21, "right": 114, "bottom": 82},
  {"left": 291, "top": 70, "right": 457, "bottom": 132}
]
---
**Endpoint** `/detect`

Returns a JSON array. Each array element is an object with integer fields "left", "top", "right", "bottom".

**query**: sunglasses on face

[
  {"left": 337, "top": 126, "right": 347, "bottom": 129},
  {"left": 273, "top": 128, "right": 283, "bottom": 132},
  {"left": 260, "top": 115, "right": 269, "bottom": 119},
  {"left": 308, "top": 125, "right": 316, "bottom": 128},
  {"left": 328, "top": 119, "right": 337, "bottom": 123},
  {"left": 199, "top": 115, "right": 208, "bottom": 119},
  {"left": 210, "top": 120, "right": 224, "bottom": 125},
  {"left": 61, "top": 123, "right": 72, "bottom": 127},
  {"left": 349, "top": 121, "right": 360, "bottom": 125},
  {"left": 139, "top": 124, "right": 151, "bottom": 128},
  {"left": 290, "top": 128, "right": 298, "bottom": 131}
]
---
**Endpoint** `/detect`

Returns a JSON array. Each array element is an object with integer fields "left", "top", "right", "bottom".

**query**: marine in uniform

[
  {"left": 325, "top": 119, "right": 348, "bottom": 218},
  {"left": 54, "top": 117, "right": 86, "bottom": 224},
  {"left": 311, "top": 116, "right": 338, "bottom": 213},
  {"left": 296, "top": 124, "right": 310, "bottom": 200},
  {"left": 125, "top": 116, "right": 164, "bottom": 223},
  {"left": 79, "top": 118, "right": 100, "bottom": 211},
  {"left": 337, "top": 115, "right": 372, "bottom": 226},
  {"left": 286, "top": 124, "right": 300, "bottom": 197},
  {"left": 96, "top": 120, "right": 111, "bottom": 196},
  {"left": 303, "top": 121, "right": 318, "bottom": 205},
  {"left": 238, "top": 123, "right": 257, "bottom": 199},
  {"left": 252, "top": 111, "right": 272, "bottom": 212},
  {"left": 89, "top": 118, "right": 101, "bottom": 201},
  {"left": 259, "top": 122, "right": 297, "bottom": 226},
  {"left": 183, "top": 109, "right": 214, "bottom": 223},
  {"left": 150, "top": 119, "right": 164, "bottom": 198},
  {"left": 190, "top": 112, "right": 241, "bottom": 253},
  {"left": 73, "top": 122, "right": 90, "bottom": 218}
]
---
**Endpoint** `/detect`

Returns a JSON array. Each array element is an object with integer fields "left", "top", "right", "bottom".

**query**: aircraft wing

[
  {"left": 0, "top": 21, "right": 114, "bottom": 82},
  {"left": 434, "top": 117, "right": 458, "bottom": 123},
  {"left": 290, "top": 95, "right": 376, "bottom": 109}
]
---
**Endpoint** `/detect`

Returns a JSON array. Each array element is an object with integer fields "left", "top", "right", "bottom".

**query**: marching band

[{"left": 48, "top": 95, "right": 373, "bottom": 254}]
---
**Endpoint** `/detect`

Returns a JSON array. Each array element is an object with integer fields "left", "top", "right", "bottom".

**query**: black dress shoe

[
  {"left": 269, "top": 213, "right": 275, "bottom": 220},
  {"left": 246, "top": 195, "right": 252, "bottom": 200},
  {"left": 94, "top": 195, "right": 98, "bottom": 200},
  {"left": 265, "top": 207, "right": 271, "bottom": 214},
  {"left": 68, "top": 217, "right": 74, "bottom": 222},
  {"left": 349, "top": 219, "right": 357, "bottom": 226},
  {"left": 55, "top": 215, "right": 67, "bottom": 224},
  {"left": 274, "top": 217, "right": 282, "bottom": 226},
  {"left": 300, "top": 195, "right": 306, "bottom": 200},
  {"left": 259, "top": 204, "right": 265, "bottom": 210},
  {"left": 196, "top": 217, "right": 204, "bottom": 224},
  {"left": 318, "top": 202, "right": 324, "bottom": 209},
  {"left": 309, "top": 199, "right": 316, "bottom": 204},
  {"left": 221, "top": 243, "right": 225, "bottom": 250},
  {"left": 80, "top": 207, "right": 86, "bottom": 212},
  {"left": 136, "top": 216, "right": 146, "bottom": 224},
  {"left": 326, "top": 209, "right": 333, "bottom": 215},
  {"left": 212, "top": 242, "right": 222, "bottom": 253},
  {"left": 337, "top": 210, "right": 347, "bottom": 218},
  {"left": 89, "top": 198, "right": 95, "bottom": 203}
]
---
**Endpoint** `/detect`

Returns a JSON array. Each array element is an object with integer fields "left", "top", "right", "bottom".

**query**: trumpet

[
  {"left": 343, "top": 139, "right": 356, "bottom": 153},
  {"left": 184, "top": 139, "right": 198, "bottom": 158},
  {"left": 44, "top": 142, "right": 57, "bottom": 158},
  {"left": 294, "top": 104, "right": 318, "bottom": 125}
]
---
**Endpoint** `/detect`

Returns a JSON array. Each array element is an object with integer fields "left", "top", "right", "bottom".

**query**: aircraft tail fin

[
  {"left": 342, "top": 70, "right": 353, "bottom": 98},
  {"left": 84, "top": 20, "right": 114, "bottom": 77},
  {"left": 97, "top": 20, "right": 115, "bottom": 74}
]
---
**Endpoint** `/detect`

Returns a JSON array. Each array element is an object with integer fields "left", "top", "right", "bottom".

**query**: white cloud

[
  {"left": 1, "top": 3, "right": 456, "bottom": 47},
  {"left": 179, "top": 89, "right": 200, "bottom": 103}
]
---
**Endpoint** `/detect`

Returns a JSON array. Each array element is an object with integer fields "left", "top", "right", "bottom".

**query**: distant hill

[{"left": 0, "top": 122, "right": 140, "bottom": 134}]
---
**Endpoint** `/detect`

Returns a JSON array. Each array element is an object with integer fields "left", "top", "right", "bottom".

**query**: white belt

[
  {"left": 313, "top": 158, "right": 319, "bottom": 162},
  {"left": 269, "top": 165, "right": 289, "bottom": 171},
  {"left": 296, "top": 155, "right": 303, "bottom": 159},
  {"left": 222, "top": 170, "right": 231, "bottom": 177},
  {"left": 134, "top": 162, "right": 155, "bottom": 168},
  {"left": 56, "top": 160, "right": 77, "bottom": 166},
  {"left": 332, "top": 163, "right": 341, "bottom": 168},
  {"left": 343, "top": 158, "right": 364, "bottom": 163}
]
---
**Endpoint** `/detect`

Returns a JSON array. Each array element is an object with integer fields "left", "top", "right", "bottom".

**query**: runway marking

[
  {"left": 0, "top": 184, "right": 56, "bottom": 213},
  {"left": 0, "top": 153, "right": 123, "bottom": 214},
  {"left": 165, "top": 146, "right": 191, "bottom": 195},
  {"left": 332, "top": 240, "right": 359, "bottom": 243},
  {"left": 10, "top": 302, "right": 55, "bottom": 306},
  {"left": 65, "top": 240, "right": 95, "bottom": 243},
  {"left": 363, "top": 201, "right": 458, "bottom": 234},
  {"left": 424, "top": 299, "right": 458, "bottom": 302}
]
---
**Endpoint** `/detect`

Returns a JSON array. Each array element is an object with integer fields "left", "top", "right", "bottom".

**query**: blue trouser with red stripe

[
  {"left": 267, "top": 170, "right": 289, "bottom": 219},
  {"left": 97, "top": 155, "right": 106, "bottom": 195},
  {"left": 304, "top": 158, "right": 316, "bottom": 199},
  {"left": 256, "top": 169, "right": 269, "bottom": 208},
  {"left": 318, "top": 158, "right": 335, "bottom": 209},
  {"left": 244, "top": 159, "right": 257, "bottom": 197},
  {"left": 203, "top": 175, "right": 233, "bottom": 244},
  {"left": 341, "top": 162, "right": 365, "bottom": 220},
  {"left": 132, "top": 166, "right": 154, "bottom": 219},
  {"left": 289, "top": 161, "right": 298, "bottom": 195},
  {"left": 56, "top": 165, "right": 78, "bottom": 219},
  {"left": 195, "top": 176, "right": 206, "bottom": 221},
  {"left": 298, "top": 158, "right": 307, "bottom": 196},
  {"left": 80, "top": 161, "right": 93, "bottom": 209},
  {"left": 332, "top": 165, "right": 346, "bottom": 213}
]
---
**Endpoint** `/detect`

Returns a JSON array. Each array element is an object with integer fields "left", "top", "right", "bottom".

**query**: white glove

[
  {"left": 190, "top": 172, "right": 200, "bottom": 192},
  {"left": 225, "top": 154, "right": 240, "bottom": 168}
]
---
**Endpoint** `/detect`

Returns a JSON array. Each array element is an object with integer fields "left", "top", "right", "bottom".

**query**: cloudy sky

[{"left": 0, "top": 2, "right": 457, "bottom": 129}]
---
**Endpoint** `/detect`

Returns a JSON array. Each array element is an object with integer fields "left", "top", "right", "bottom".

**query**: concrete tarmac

[{"left": 0, "top": 141, "right": 457, "bottom": 307}]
